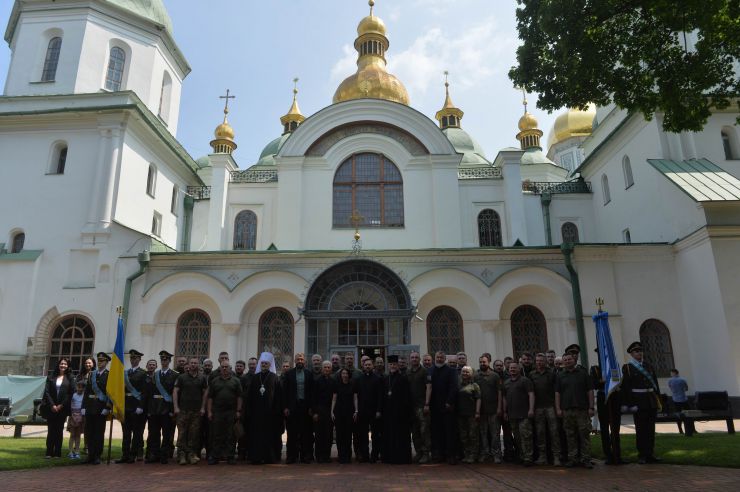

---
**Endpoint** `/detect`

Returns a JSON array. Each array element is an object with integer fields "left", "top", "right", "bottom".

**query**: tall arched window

[
  {"left": 511, "top": 305, "right": 548, "bottom": 359},
  {"left": 333, "top": 153, "right": 404, "bottom": 227},
  {"left": 41, "top": 37, "right": 62, "bottom": 82},
  {"left": 259, "top": 308, "right": 294, "bottom": 368},
  {"left": 158, "top": 72, "right": 172, "bottom": 123},
  {"left": 146, "top": 164, "right": 157, "bottom": 197},
  {"left": 49, "top": 142, "right": 68, "bottom": 175},
  {"left": 601, "top": 174, "right": 611, "bottom": 205},
  {"left": 47, "top": 314, "right": 95, "bottom": 375},
  {"left": 105, "top": 46, "right": 126, "bottom": 91},
  {"left": 561, "top": 222, "right": 579, "bottom": 243},
  {"left": 175, "top": 309, "right": 211, "bottom": 361},
  {"left": 170, "top": 185, "right": 179, "bottom": 215},
  {"left": 426, "top": 306, "right": 464, "bottom": 355},
  {"left": 233, "top": 210, "right": 257, "bottom": 250},
  {"left": 11, "top": 232, "right": 25, "bottom": 253},
  {"left": 478, "top": 209, "right": 502, "bottom": 247},
  {"left": 639, "top": 319, "right": 675, "bottom": 377},
  {"left": 622, "top": 155, "right": 634, "bottom": 188}
]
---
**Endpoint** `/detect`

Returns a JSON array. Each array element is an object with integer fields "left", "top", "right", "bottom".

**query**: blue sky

[{"left": 0, "top": 0, "right": 562, "bottom": 166}]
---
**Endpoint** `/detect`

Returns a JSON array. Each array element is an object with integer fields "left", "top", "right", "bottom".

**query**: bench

[{"left": 656, "top": 391, "right": 735, "bottom": 436}]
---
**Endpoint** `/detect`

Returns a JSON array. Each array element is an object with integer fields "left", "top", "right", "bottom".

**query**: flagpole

[{"left": 106, "top": 306, "right": 123, "bottom": 465}]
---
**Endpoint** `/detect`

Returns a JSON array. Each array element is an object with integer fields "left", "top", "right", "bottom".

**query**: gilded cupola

[
  {"left": 332, "top": 0, "right": 410, "bottom": 105},
  {"left": 515, "top": 91, "right": 542, "bottom": 150},
  {"left": 280, "top": 78, "right": 306, "bottom": 135},
  {"left": 210, "top": 89, "right": 237, "bottom": 154},
  {"left": 435, "top": 71, "right": 464, "bottom": 129}
]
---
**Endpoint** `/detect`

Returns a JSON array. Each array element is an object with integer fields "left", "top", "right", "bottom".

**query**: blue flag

[
  {"left": 107, "top": 316, "right": 126, "bottom": 422},
  {"left": 593, "top": 311, "right": 621, "bottom": 401}
]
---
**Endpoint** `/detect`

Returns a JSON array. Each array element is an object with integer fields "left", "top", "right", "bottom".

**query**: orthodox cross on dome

[
  {"left": 520, "top": 87, "right": 528, "bottom": 114},
  {"left": 369, "top": 0, "right": 375, "bottom": 16},
  {"left": 219, "top": 89, "right": 236, "bottom": 117},
  {"left": 444, "top": 70, "right": 449, "bottom": 88},
  {"left": 293, "top": 77, "right": 299, "bottom": 95}
]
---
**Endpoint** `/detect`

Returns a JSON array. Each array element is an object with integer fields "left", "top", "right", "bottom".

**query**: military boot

[
  {"left": 178, "top": 452, "right": 187, "bottom": 465},
  {"left": 189, "top": 453, "right": 200, "bottom": 465}
]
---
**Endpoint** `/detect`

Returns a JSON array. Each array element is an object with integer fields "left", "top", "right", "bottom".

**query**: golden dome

[
  {"left": 332, "top": 0, "right": 409, "bottom": 105},
  {"left": 518, "top": 112, "right": 538, "bottom": 131},
  {"left": 547, "top": 104, "right": 596, "bottom": 149},
  {"left": 214, "top": 119, "right": 234, "bottom": 140}
]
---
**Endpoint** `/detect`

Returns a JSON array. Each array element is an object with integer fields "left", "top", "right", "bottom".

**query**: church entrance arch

[{"left": 304, "top": 260, "right": 414, "bottom": 359}]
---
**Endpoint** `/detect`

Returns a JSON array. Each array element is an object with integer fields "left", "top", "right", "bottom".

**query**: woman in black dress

[
  {"left": 44, "top": 358, "right": 73, "bottom": 458},
  {"left": 331, "top": 368, "right": 357, "bottom": 464}
]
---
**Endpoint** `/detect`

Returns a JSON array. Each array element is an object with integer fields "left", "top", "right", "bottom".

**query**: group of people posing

[{"left": 41, "top": 339, "right": 662, "bottom": 467}]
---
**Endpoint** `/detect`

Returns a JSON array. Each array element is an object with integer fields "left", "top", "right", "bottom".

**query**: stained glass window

[
  {"left": 511, "top": 305, "right": 548, "bottom": 359},
  {"left": 427, "top": 306, "right": 464, "bottom": 355},
  {"left": 333, "top": 153, "right": 404, "bottom": 227},
  {"left": 639, "top": 319, "right": 675, "bottom": 377},
  {"left": 478, "top": 209, "right": 502, "bottom": 247},
  {"left": 175, "top": 309, "right": 211, "bottom": 361},
  {"left": 259, "top": 308, "right": 294, "bottom": 368},
  {"left": 47, "top": 314, "right": 95, "bottom": 375},
  {"left": 233, "top": 210, "right": 257, "bottom": 250}
]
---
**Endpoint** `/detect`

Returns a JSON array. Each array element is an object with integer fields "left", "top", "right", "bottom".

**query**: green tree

[{"left": 509, "top": 0, "right": 739, "bottom": 132}]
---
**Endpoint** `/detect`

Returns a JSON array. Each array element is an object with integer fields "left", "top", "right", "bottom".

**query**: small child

[{"left": 67, "top": 381, "right": 85, "bottom": 459}]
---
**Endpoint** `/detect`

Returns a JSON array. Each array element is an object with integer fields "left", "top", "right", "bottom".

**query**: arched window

[
  {"left": 601, "top": 174, "right": 611, "bottom": 205},
  {"left": 146, "top": 164, "right": 157, "bottom": 197},
  {"left": 622, "top": 155, "right": 634, "bottom": 188},
  {"left": 11, "top": 232, "right": 25, "bottom": 253},
  {"left": 151, "top": 212, "right": 162, "bottom": 236},
  {"left": 41, "top": 37, "right": 62, "bottom": 82},
  {"left": 426, "top": 306, "right": 464, "bottom": 355},
  {"left": 478, "top": 209, "right": 502, "bottom": 247},
  {"left": 639, "top": 319, "right": 675, "bottom": 377},
  {"left": 175, "top": 309, "right": 211, "bottom": 361},
  {"left": 105, "top": 46, "right": 126, "bottom": 91},
  {"left": 510, "top": 305, "right": 548, "bottom": 360},
  {"left": 333, "top": 153, "right": 404, "bottom": 227},
  {"left": 170, "top": 185, "right": 179, "bottom": 215},
  {"left": 561, "top": 222, "right": 579, "bottom": 243},
  {"left": 259, "top": 308, "right": 294, "bottom": 368},
  {"left": 158, "top": 72, "right": 172, "bottom": 123},
  {"left": 49, "top": 143, "right": 68, "bottom": 175},
  {"left": 233, "top": 210, "right": 257, "bottom": 250},
  {"left": 47, "top": 314, "right": 95, "bottom": 375}
]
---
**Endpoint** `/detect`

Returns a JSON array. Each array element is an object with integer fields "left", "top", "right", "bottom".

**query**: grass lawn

[
  {"left": 591, "top": 432, "right": 740, "bottom": 468},
  {"left": 0, "top": 437, "right": 123, "bottom": 471}
]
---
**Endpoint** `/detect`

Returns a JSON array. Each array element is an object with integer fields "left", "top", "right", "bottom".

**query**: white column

[
  {"left": 205, "top": 154, "right": 236, "bottom": 250},
  {"left": 99, "top": 126, "right": 123, "bottom": 230},
  {"left": 430, "top": 156, "right": 462, "bottom": 247},
  {"left": 222, "top": 323, "right": 240, "bottom": 360},
  {"left": 503, "top": 154, "right": 527, "bottom": 245}
]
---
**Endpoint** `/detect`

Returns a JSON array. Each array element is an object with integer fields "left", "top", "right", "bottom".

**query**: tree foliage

[{"left": 509, "top": 0, "right": 740, "bottom": 132}]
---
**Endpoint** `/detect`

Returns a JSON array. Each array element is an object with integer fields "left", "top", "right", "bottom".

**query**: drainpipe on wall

[
  {"left": 122, "top": 251, "right": 150, "bottom": 336},
  {"left": 181, "top": 195, "right": 194, "bottom": 252},
  {"left": 561, "top": 243, "right": 588, "bottom": 368},
  {"left": 541, "top": 191, "right": 552, "bottom": 246}
]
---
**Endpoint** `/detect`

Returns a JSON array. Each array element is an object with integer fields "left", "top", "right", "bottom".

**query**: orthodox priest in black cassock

[
  {"left": 382, "top": 355, "right": 412, "bottom": 464},
  {"left": 246, "top": 352, "right": 283, "bottom": 464}
]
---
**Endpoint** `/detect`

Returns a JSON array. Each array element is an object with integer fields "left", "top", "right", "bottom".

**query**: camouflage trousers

[
  {"left": 176, "top": 410, "right": 201, "bottom": 457},
  {"left": 509, "top": 417, "right": 533, "bottom": 463},
  {"left": 411, "top": 407, "right": 431, "bottom": 458},
  {"left": 562, "top": 408, "right": 591, "bottom": 464},
  {"left": 534, "top": 407, "right": 561, "bottom": 458},
  {"left": 457, "top": 416, "right": 479, "bottom": 462},
  {"left": 210, "top": 410, "right": 236, "bottom": 460},
  {"left": 478, "top": 413, "right": 502, "bottom": 460}
]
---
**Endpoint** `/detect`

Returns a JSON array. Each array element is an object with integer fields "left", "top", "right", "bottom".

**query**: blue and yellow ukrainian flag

[
  {"left": 593, "top": 310, "right": 622, "bottom": 401},
  {"left": 107, "top": 314, "right": 126, "bottom": 422}
]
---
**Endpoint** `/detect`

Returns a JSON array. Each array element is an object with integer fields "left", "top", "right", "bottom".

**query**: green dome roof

[
  {"left": 195, "top": 156, "right": 210, "bottom": 168},
  {"left": 443, "top": 127, "right": 489, "bottom": 166},
  {"left": 106, "top": 0, "right": 173, "bottom": 32},
  {"left": 254, "top": 133, "right": 291, "bottom": 167}
]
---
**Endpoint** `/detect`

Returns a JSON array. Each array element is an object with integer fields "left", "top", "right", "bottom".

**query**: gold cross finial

[
  {"left": 521, "top": 87, "right": 528, "bottom": 114},
  {"left": 369, "top": 0, "right": 375, "bottom": 16},
  {"left": 595, "top": 297, "right": 605, "bottom": 312},
  {"left": 292, "top": 77, "right": 299, "bottom": 96},
  {"left": 444, "top": 70, "right": 449, "bottom": 89},
  {"left": 220, "top": 89, "right": 236, "bottom": 116}
]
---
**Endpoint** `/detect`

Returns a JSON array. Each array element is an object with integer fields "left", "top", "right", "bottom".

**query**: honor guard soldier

[
  {"left": 621, "top": 341, "right": 661, "bottom": 464},
  {"left": 82, "top": 352, "right": 111, "bottom": 465},
  {"left": 117, "top": 349, "right": 147, "bottom": 463},
  {"left": 591, "top": 347, "right": 623, "bottom": 465},
  {"left": 145, "top": 350, "right": 178, "bottom": 464}
]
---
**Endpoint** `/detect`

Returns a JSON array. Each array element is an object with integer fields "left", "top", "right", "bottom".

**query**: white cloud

[{"left": 330, "top": 44, "right": 357, "bottom": 83}]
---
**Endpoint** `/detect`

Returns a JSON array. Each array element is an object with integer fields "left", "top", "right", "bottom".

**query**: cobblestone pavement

[{"left": 3, "top": 461, "right": 740, "bottom": 492}]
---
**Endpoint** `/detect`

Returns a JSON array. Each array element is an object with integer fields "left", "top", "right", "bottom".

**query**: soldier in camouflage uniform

[
  {"left": 503, "top": 362, "right": 534, "bottom": 466},
  {"left": 457, "top": 366, "right": 481, "bottom": 464},
  {"left": 475, "top": 354, "right": 502, "bottom": 463},
  {"left": 530, "top": 353, "right": 561, "bottom": 465},
  {"left": 207, "top": 360, "right": 243, "bottom": 465},
  {"left": 407, "top": 352, "right": 432, "bottom": 463},
  {"left": 555, "top": 352, "right": 594, "bottom": 468},
  {"left": 173, "top": 356, "right": 207, "bottom": 464}
]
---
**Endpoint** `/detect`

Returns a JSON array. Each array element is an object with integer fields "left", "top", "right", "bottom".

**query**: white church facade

[{"left": 1, "top": 1, "right": 739, "bottom": 401}]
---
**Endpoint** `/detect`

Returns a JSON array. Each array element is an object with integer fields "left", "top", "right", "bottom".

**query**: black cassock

[
  {"left": 246, "top": 370, "right": 282, "bottom": 464},
  {"left": 381, "top": 371, "right": 412, "bottom": 464}
]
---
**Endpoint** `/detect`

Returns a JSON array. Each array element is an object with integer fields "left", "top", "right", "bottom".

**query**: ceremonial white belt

[
  {"left": 631, "top": 388, "right": 654, "bottom": 393},
  {"left": 153, "top": 395, "right": 164, "bottom": 399},
  {"left": 125, "top": 392, "right": 133, "bottom": 396},
  {"left": 88, "top": 395, "right": 97, "bottom": 399}
]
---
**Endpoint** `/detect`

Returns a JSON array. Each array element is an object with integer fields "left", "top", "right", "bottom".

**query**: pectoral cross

[{"left": 219, "top": 89, "right": 236, "bottom": 115}]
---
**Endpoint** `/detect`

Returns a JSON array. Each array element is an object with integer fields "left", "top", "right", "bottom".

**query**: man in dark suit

[
  {"left": 621, "top": 341, "right": 660, "bottom": 464},
  {"left": 430, "top": 351, "right": 460, "bottom": 464},
  {"left": 145, "top": 350, "right": 179, "bottom": 464},
  {"left": 282, "top": 352, "right": 315, "bottom": 463},
  {"left": 82, "top": 352, "right": 110, "bottom": 465},
  {"left": 117, "top": 349, "right": 147, "bottom": 463}
]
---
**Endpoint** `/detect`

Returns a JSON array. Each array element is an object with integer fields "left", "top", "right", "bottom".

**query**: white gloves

[
  {"left": 81, "top": 409, "right": 86, "bottom": 416},
  {"left": 101, "top": 409, "right": 109, "bottom": 416},
  {"left": 135, "top": 407, "right": 143, "bottom": 415}
]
